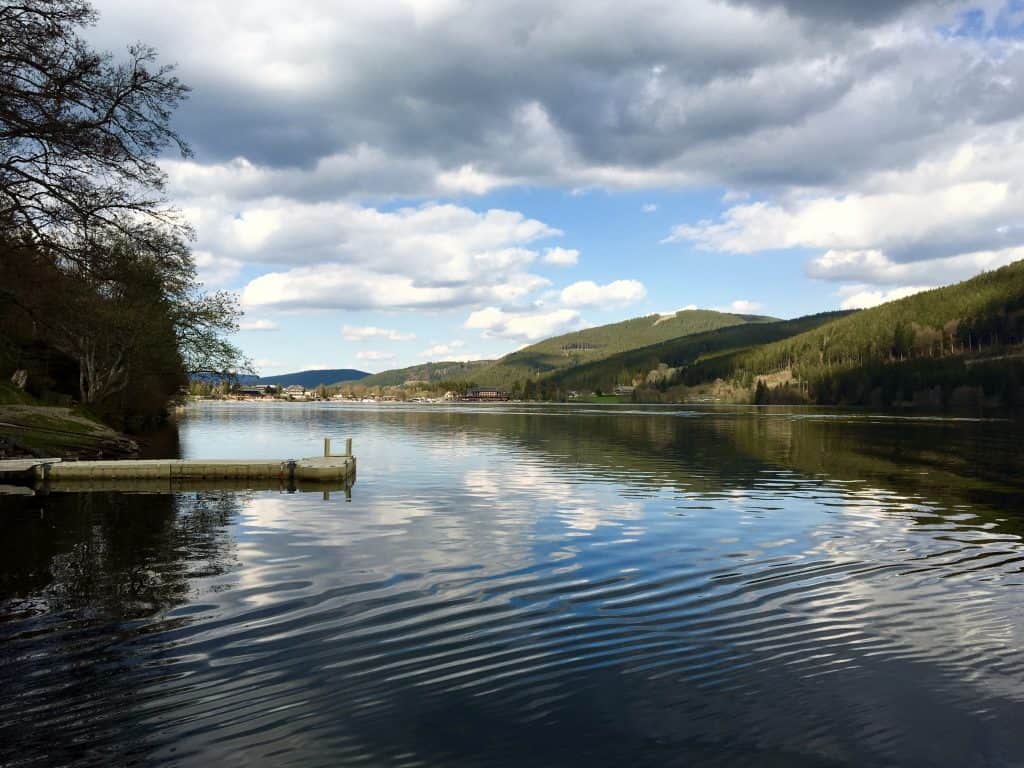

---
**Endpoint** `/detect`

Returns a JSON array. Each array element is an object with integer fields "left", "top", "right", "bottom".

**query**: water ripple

[{"left": 3, "top": 403, "right": 1024, "bottom": 766}]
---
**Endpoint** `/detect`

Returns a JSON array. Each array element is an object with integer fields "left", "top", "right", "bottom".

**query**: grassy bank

[{"left": 0, "top": 385, "right": 138, "bottom": 458}]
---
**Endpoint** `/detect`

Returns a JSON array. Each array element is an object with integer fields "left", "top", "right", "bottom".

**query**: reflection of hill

[{"left": 362, "top": 406, "right": 1024, "bottom": 522}]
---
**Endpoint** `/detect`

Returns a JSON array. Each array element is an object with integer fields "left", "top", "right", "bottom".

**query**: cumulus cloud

[
  {"left": 194, "top": 201, "right": 556, "bottom": 271},
  {"left": 243, "top": 264, "right": 549, "bottom": 311},
  {"left": 559, "top": 279, "right": 647, "bottom": 308},
  {"left": 423, "top": 341, "right": 464, "bottom": 357},
  {"left": 642, "top": 203, "right": 658, "bottom": 213},
  {"left": 717, "top": 299, "right": 762, "bottom": 313},
  {"left": 542, "top": 247, "right": 580, "bottom": 266},
  {"left": 668, "top": 132, "right": 1024, "bottom": 289},
  {"left": 728, "top": 0, "right": 939, "bottom": 24},
  {"left": 838, "top": 284, "right": 932, "bottom": 310},
  {"left": 342, "top": 325, "right": 416, "bottom": 342},
  {"left": 421, "top": 341, "right": 484, "bottom": 362},
  {"left": 93, "top": 0, "right": 1015, "bottom": 197},
  {"left": 193, "top": 250, "right": 244, "bottom": 287},
  {"left": 228, "top": 202, "right": 558, "bottom": 310},
  {"left": 669, "top": 179, "right": 1016, "bottom": 261},
  {"left": 83, "top": 0, "right": 1024, "bottom": 325},
  {"left": 807, "top": 247, "right": 1024, "bottom": 286},
  {"left": 465, "top": 307, "right": 585, "bottom": 341},
  {"left": 238, "top": 319, "right": 279, "bottom": 331}
]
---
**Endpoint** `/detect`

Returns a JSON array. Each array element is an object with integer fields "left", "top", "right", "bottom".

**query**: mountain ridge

[{"left": 356, "top": 309, "right": 774, "bottom": 388}]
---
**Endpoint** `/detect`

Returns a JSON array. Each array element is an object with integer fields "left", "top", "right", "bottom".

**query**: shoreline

[{"left": 0, "top": 405, "right": 138, "bottom": 460}]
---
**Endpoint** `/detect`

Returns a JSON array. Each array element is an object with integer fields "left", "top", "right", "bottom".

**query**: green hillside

[
  {"left": 544, "top": 311, "right": 850, "bottom": 393},
  {"left": 355, "top": 360, "right": 492, "bottom": 388},
  {"left": 605, "top": 261, "right": 1024, "bottom": 407},
  {"left": 470, "top": 309, "right": 773, "bottom": 386},
  {"left": 681, "top": 260, "right": 1024, "bottom": 397},
  {"left": 357, "top": 309, "right": 772, "bottom": 390}
]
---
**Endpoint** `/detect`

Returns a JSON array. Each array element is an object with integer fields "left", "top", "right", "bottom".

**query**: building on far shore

[
  {"left": 284, "top": 384, "right": 310, "bottom": 400},
  {"left": 462, "top": 387, "right": 509, "bottom": 402},
  {"left": 613, "top": 385, "right": 635, "bottom": 396},
  {"left": 239, "top": 383, "right": 275, "bottom": 397}
]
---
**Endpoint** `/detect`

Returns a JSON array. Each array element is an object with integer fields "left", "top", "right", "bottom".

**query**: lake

[{"left": 3, "top": 402, "right": 1024, "bottom": 767}]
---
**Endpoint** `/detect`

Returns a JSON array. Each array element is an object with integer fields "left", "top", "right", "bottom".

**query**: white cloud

[
  {"left": 559, "top": 279, "right": 647, "bottom": 308},
  {"left": 717, "top": 299, "right": 762, "bottom": 313},
  {"left": 421, "top": 341, "right": 484, "bottom": 362},
  {"left": 423, "top": 341, "right": 465, "bottom": 358},
  {"left": 669, "top": 180, "right": 1013, "bottom": 257},
  {"left": 86, "top": 0, "right": 1024, "bottom": 340},
  {"left": 807, "top": 247, "right": 1024, "bottom": 286},
  {"left": 101, "top": 0, "right": 1024, "bottom": 207},
  {"left": 356, "top": 350, "right": 397, "bottom": 361},
  {"left": 228, "top": 201, "right": 561, "bottom": 310},
  {"left": 242, "top": 265, "right": 550, "bottom": 311},
  {"left": 436, "top": 164, "right": 515, "bottom": 195},
  {"left": 194, "top": 250, "right": 243, "bottom": 287},
  {"left": 239, "top": 319, "right": 279, "bottom": 331},
  {"left": 196, "top": 201, "right": 556, "bottom": 272},
  {"left": 666, "top": 133, "right": 1024, "bottom": 288},
  {"left": 465, "top": 306, "right": 585, "bottom": 341},
  {"left": 837, "top": 285, "right": 932, "bottom": 310},
  {"left": 342, "top": 325, "right": 416, "bottom": 342},
  {"left": 642, "top": 203, "right": 658, "bottom": 213},
  {"left": 542, "top": 247, "right": 580, "bottom": 266}
]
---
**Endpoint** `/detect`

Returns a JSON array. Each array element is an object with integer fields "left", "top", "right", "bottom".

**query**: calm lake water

[{"left": 3, "top": 402, "right": 1024, "bottom": 767}]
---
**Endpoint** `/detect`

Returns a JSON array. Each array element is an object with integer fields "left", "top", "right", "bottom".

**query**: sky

[{"left": 87, "top": 0, "right": 1024, "bottom": 375}]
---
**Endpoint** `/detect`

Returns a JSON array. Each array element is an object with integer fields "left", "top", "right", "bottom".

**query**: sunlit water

[{"left": 3, "top": 402, "right": 1024, "bottom": 767}]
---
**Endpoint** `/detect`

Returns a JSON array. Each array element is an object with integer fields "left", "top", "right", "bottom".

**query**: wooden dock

[{"left": 0, "top": 438, "right": 356, "bottom": 492}]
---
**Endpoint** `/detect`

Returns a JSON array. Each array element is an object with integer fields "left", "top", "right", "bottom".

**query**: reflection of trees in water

[
  {"left": 367, "top": 406, "right": 1024, "bottom": 522},
  {"left": 1, "top": 491, "right": 241, "bottom": 619},
  {"left": 0, "top": 491, "right": 244, "bottom": 766}
]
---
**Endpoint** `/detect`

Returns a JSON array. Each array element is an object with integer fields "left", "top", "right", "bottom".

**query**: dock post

[
  {"left": 344, "top": 438, "right": 352, "bottom": 457},
  {"left": 324, "top": 437, "right": 331, "bottom": 457}
]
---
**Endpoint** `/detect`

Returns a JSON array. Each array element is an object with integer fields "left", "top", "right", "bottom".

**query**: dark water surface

[{"left": 3, "top": 403, "right": 1024, "bottom": 767}]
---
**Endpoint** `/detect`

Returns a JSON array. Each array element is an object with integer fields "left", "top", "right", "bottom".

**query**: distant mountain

[
  {"left": 357, "top": 360, "right": 493, "bottom": 388},
  {"left": 256, "top": 369, "right": 369, "bottom": 388}
]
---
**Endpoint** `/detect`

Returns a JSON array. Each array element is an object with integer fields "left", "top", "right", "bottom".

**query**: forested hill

[
  {"left": 355, "top": 360, "right": 492, "bottom": 388},
  {"left": 356, "top": 309, "right": 772, "bottom": 390},
  {"left": 468, "top": 309, "right": 774, "bottom": 386},
  {"left": 257, "top": 369, "right": 368, "bottom": 388},
  {"left": 629, "top": 260, "right": 1024, "bottom": 407},
  {"left": 544, "top": 311, "right": 851, "bottom": 393}
]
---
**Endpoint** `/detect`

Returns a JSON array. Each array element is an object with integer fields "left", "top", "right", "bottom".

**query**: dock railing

[{"left": 323, "top": 437, "right": 353, "bottom": 458}]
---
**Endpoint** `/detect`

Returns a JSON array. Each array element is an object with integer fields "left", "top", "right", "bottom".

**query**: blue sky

[{"left": 89, "top": 0, "right": 1024, "bottom": 373}]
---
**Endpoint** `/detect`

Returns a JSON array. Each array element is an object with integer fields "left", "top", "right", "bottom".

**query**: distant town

[
  {"left": 189, "top": 381, "right": 514, "bottom": 403},
  {"left": 187, "top": 380, "right": 640, "bottom": 404}
]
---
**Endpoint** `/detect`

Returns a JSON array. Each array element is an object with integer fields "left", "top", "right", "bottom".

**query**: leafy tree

[{"left": 0, "top": 2, "right": 248, "bottom": 425}]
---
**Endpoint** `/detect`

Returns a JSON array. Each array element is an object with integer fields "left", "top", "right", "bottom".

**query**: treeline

[
  {"left": 470, "top": 309, "right": 769, "bottom": 386},
  {"left": 543, "top": 312, "right": 849, "bottom": 394},
  {"left": 519, "top": 261, "right": 1024, "bottom": 408},
  {"left": 0, "top": 1, "right": 245, "bottom": 429},
  {"left": 678, "top": 261, "right": 1024, "bottom": 406}
]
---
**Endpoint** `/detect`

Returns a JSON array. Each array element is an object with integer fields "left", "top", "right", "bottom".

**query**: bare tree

[{"left": 0, "top": 0, "right": 191, "bottom": 262}]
